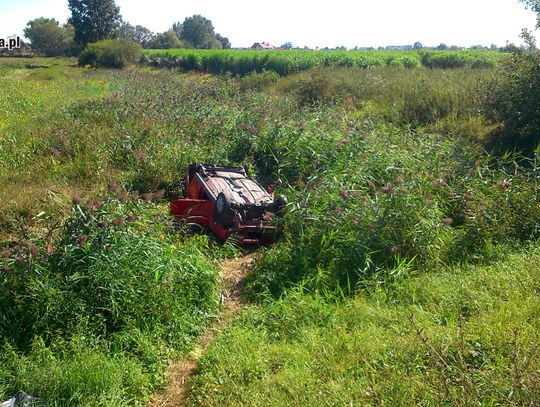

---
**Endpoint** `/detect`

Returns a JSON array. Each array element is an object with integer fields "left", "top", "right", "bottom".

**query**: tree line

[{"left": 23, "top": 0, "right": 230, "bottom": 57}]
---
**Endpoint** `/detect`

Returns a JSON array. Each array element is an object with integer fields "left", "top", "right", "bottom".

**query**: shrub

[
  {"left": 0, "top": 193, "right": 219, "bottom": 403},
  {"left": 246, "top": 126, "right": 540, "bottom": 299},
  {"left": 484, "top": 50, "right": 540, "bottom": 154},
  {"left": 79, "top": 39, "right": 142, "bottom": 69},
  {"left": 238, "top": 70, "right": 280, "bottom": 91}
]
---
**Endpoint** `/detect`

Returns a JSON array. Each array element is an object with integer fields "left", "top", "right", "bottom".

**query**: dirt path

[{"left": 149, "top": 253, "right": 255, "bottom": 407}]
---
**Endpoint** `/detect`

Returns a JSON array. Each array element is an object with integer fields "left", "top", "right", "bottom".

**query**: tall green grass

[
  {"left": 271, "top": 67, "right": 492, "bottom": 127},
  {"left": 1, "top": 58, "right": 539, "bottom": 405},
  {"left": 246, "top": 127, "right": 540, "bottom": 298},
  {"left": 0, "top": 193, "right": 220, "bottom": 405},
  {"left": 189, "top": 245, "right": 540, "bottom": 406},
  {"left": 143, "top": 49, "right": 506, "bottom": 76}
]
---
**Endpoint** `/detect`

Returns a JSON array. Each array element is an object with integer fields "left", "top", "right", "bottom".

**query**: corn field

[{"left": 143, "top": 49, "right": 506, "bottom": 75}]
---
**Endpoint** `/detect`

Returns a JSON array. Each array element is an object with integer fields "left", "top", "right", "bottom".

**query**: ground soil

[{"left": 148, "top": 252, "right": 255, "bottom": 407}]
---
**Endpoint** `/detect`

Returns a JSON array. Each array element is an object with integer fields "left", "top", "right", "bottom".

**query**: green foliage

[
  {"left": 287, "top": 68, "right": 339, "bottom": 105},
  {"left": 23, "top": 18, "right": 78, "bottom": 57},
  {"left": 79, "top": 39, "right": 142, "bottom": 68},
  {"left": 246, "top": 127, "right": 540, "bottom": 298},
  {"left": 1, "top": 57, "right": 540, "bottom": 405},
  {"left": 419, "top": 50, "right": 500, "bottom": 69},
  {"left": 238, "top": 70, "right": 280, "bottom": 91},
  {"left": 68, "top": 0, "right": 122, "bottom": 47},
  {"left": 190, "top": 247, "right": 540, "bottom": 406},
  {"left": 0, "top": 194, "right": 219, "bottom": 404},
  {"left": 173, "top": 15, "right": 228, "bottom": 50},
  {"left": 520, "top": 0, "right": 540, "bottom": 27},
  {"left": 144, "top": 49, "right": 505, "bottom": 76},
  {"left": 148, "top": 30, "right": 184, "bottom": 50},
  {"left": 0, "top": 340, "right": 151, "bottom": 406},
  {"left": 275, "top": 68, "right": 491, "bottom": 127},
  {"left": 27, "top": 65, "right": 69, "bottom": 81},
  {"left": 484, "top": 50, "right": 540, "bottom": 154},
  {"left": 117, "top": 22, "right": 154, "bottom": 48},
  {"left": 215, "top": 33, "right": 231, "bottom": 49}
]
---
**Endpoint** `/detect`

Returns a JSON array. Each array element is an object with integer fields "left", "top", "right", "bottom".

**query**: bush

[
  {"left": 484, "top": 50, "right": 540, "bottom": 154},
  {"left": 246, "top": 126, "right": 540, "bottom": 299},
  {"left": 238, "top": 70, "right": 280, "bottom": 91},
  {"left": 79, "top": 40, "right": 142, "bottom": 69},
  {"left": 0, "top": 193, "right": 219, "bottom": 404},
  {"left": 0, "top": 194, "right": 218, "bottom": 350}
]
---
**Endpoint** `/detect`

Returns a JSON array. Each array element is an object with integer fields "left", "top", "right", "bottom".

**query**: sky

[{"left": 0, "top": 0, "right": 538, "bottom": 48}]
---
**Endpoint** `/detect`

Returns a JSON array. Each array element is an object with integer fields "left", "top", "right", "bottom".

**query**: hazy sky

[{"left": 1, "top": 0, "right": 538, "bottom": 48}]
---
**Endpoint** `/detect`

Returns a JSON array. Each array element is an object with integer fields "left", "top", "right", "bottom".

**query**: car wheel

[
  {"left": 273, "top": 194, "right": 288, "bottom": 217},
  {"left": 214, "top": 192, "right": 235, "bottom": 228}
]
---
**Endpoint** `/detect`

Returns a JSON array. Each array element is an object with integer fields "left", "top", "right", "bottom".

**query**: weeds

[
  {"left": 0, "top": 190, "right": 219, "bottom": 404},
  {"left": 190, "top": 247, "right": 540, "bottom": 406},
  {"left": 1, "top": 57, "right": 539, "bottom": 405}
]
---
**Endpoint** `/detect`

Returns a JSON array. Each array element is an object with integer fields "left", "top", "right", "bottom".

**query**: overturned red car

[{"left": 170, "top": 164, "right": 287, "bottom": 245}]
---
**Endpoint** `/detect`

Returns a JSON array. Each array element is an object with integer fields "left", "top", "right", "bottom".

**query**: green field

[
  {"left": 192, "top": 247, "right": 540, "bottom": 405},
  {"left": 0, "top": 54, "right": 539, "bottom": 405},
  {"left": 143, "top": 49, "right": 507, "bottom": 75}
]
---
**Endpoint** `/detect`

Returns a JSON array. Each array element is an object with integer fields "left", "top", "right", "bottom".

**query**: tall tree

[
  {"left": 24, "top": 18, "right": 77, "bottom": 56},
  {"left": 117, "top": 21, "right": 154, "bottom": 48},
  {"left": 175, "top": 15, "right": 221, "bottom": 49},
  {"left": 520, "top": 0, "right": 540, "bottom": 27},
  {"left": 68, "top": 0, "right": 121, "bottom": 47},
  {"left": 24, "top": 17, "right": 59, "bottom": 31},
  {"left": 148, "top": 30, "right": 184, "bottom": 49},
  {"left": 215, "top": 33, "right": 231, "bottom": 49},
  {"left": 172, "top": 21, "right": 183, "bottom": 39}
]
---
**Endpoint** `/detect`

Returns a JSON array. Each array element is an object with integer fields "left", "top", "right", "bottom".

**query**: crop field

[
  {"left": 0, "top": 52, "right": 539, "bottom": 406},
  {"left": 143, "top": 49, "right": 507, "bottom": 75}
]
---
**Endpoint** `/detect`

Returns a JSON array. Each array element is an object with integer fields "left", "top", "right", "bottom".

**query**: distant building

[
  {"left": 385, "top": 45, "right": 413, "bottom": 51},
  {"left": 251, "top": 41, "right": 276, "bottom": 50}
]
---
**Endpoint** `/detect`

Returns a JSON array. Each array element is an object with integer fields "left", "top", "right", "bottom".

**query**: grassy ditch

[
  {"left": 1, "top": 56, "right": 539, "bottom": 405},
  {"left": 190, "top": 245, "right": 540, "bottom": 406}
]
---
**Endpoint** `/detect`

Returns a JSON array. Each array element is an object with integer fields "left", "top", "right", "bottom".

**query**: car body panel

[{"left": 170, "top": 163, "right": 281, "bottom": 245}]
